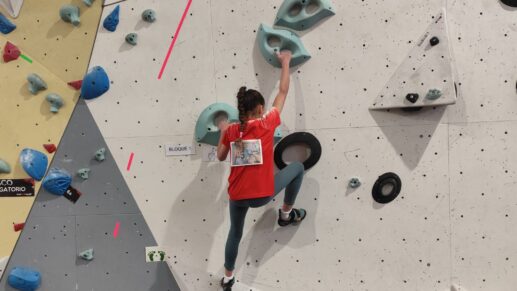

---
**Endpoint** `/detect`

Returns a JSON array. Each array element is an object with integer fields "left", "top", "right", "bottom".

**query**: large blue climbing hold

[
  {"left": 103, "top": 5, "right": 120, "bottom": 32},
  {"left": 0, "top": 12, "right": 16, "bottom": 34},
  {"left": 7, "top": 267, "right": 41, "bottom": 291},
  {"left": 19, "top": 149, "right": 48, "bottom": 181},
  {"left": 42, "top": 168, "right": 72, "bottom": 196},
  {"left": 81, "top": 66, "right": 110, "bottom": 100}
]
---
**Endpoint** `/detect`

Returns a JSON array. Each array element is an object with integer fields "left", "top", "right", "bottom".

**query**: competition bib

[{"left": 230, "top": 139, "right": 263, "bottom": 167}]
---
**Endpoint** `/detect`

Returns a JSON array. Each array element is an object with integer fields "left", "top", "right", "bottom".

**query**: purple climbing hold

[
  {"left": 7, "top": 266, "right": 41, "bottom": 291},
  {"left": 103, "top": 5, "right": 120, "bottom": 32},
  {"left": 19, "top": 149, "right": 48, "bottom": 181},
  {"left": 81, "top": 66, "right": 110, "bottom": 100}
]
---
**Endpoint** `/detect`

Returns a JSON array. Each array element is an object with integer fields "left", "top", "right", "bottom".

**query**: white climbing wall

[{"left": 85, "top": 0, "right": 517, "bottom": 290}]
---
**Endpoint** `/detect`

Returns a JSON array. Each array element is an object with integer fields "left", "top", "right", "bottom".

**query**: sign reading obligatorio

[{"left": 0, "top": 179, "right": 35, "bottom": 197}]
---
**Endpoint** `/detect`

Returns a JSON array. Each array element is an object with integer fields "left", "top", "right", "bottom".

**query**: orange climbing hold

[
  {"left": 3, "top": 41, "right": 20, "bottom": 63},
  {"left": 43, "top": 144, "right": 56, "bottom": 153},
  {"left": 13, "top": 223, "right": 25, "bottom": 232},
  {"left": 67, "top": 79, "right": 83, "bottom": 90}
]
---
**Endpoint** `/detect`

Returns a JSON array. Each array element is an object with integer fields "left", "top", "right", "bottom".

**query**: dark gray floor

[{"left": 0, "top": 100, "right": 180, "bottom": 291}]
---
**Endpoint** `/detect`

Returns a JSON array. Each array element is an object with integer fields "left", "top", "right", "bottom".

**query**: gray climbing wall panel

[{"left": 0, "top": 100, "right": 180, "bottom": 291}]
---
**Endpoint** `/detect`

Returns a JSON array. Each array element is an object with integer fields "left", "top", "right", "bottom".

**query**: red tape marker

[
  {"left": 113, "top": 221, "right": 120, "bottom": 238},
  {"left": 127, "top": 152, "right": 134, "bottom": 171},
  {"left": 157, "top": 0, "right": 192, "bottom": 79}
]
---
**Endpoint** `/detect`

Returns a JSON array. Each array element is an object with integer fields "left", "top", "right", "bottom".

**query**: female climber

[{"left": 216, "top": 50, "right": 307, "bottom": 291}]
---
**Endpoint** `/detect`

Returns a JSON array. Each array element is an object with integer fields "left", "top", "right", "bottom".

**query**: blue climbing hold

[
  {"left": 81, "top": 66, "right": 110, "bottom": 100},
  {"left": 45, "top": 93, "right": 64, "bottom": 113},
  {"left": 0, "top": 12, "right": 16, "bottom": 34},
  {"left": 141, "top": 9, "right": 157, "bottom": 23},
  {"left": 59, "top": 5, "right": 80, "bottom": 26},
  {"left": 7, "top": 266, "right": 41, "bottom": 291},
  {"left": 274, "top": 0, "right": 335, "bottom": 31},
  {"left": 425, "top": 89, "right": 443, "bottom": 100},
  {"left": 42, "top": 168, "right": 72, "bottom": 196},
  {"left": 103, "top": 5, "right": 120, "bottom": 32},
  {"left": 19, "top": 149, "right": 48, "bottom": 181},
  {"left": 27, "top": 74, "right": 48, "bottom": 95}
]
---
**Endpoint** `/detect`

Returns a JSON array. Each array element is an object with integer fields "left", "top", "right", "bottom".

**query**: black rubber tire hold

[
  {"left": 501, "top": 0, "right": 517, "bottom": 7},
  {"left": 372, "top": 172, "right": 402, "bottom": 204},
  {"left": 274, "top": 132, "right": 322, "bottom": 170}
]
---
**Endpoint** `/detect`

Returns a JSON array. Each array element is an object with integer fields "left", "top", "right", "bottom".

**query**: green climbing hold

[
  {"left": 195, "top": 103, "right": 239, "bottom": 146},
  {"left": 426, "top": 89, "right": 442, "bottom": 100},
  {"left": 27, "top": 73, "right": 47, "bottom": 95},
  {"left": 45, "top": 93, "right": 64, "bottom": 113},
  {"left": 257, "top": 23, "right": 311, "bottom": 68},
  {"left": 77, "top": 168, "right": 90, "bottom": 180},
  {"left": 274, "top": 0, "right": 335, "bottom": 31},
  {"left": 60, "top": 4, "right": 80, "bottom": 26},
  {"left": 125, "top": 33, "right": 138, "bottom": 46},
  {"left": 0, "top": 159, "right": 11, "bottom": 174},
  {"left": 94, "top": 148, "right": 106, "bottom": 161},
  {"left": 142, "top": 9, "right": 156, "bottom": 23},
  {"left": 83, "top": 0, "right": 94, "bottom": 7},
  {"left": 79, "top": 248, "right": 94, "bottom": 261}
]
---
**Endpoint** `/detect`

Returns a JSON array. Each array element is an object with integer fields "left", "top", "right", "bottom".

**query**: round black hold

[
  {"left": 501, "top": 0, "right": 517, "bottom": 7},
  {"left": 429, "top": 36, "right": 440, "bottom": 46},
  {"left": 372, "top": 172, "right": 402, "bottom": 204},
  {"left": 406, "top": 93, "right": 419, "bottom": 103},
  {"left": 274, "top": 132, "right": 322, "bottom": 170}
]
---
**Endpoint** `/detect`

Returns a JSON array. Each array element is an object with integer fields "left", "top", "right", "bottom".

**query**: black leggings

[{"left": 224, "top": 162, "right": 305, "bottom": 271}]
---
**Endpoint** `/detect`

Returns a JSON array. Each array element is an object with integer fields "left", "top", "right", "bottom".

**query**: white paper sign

[
  {"left": 165, "top": 144, "right": 195, "bottom": 156},
  {"left": 145, "top": 246, "right": 168, "bottom": 263}
]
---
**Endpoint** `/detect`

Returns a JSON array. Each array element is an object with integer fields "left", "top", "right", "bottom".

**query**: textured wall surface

[
  {"left": 0, "top": 35, "right": 78, "bottom": 259},
  {"left": 83, "top": 0, "right": 517, "bottom": 290},
  {"left": 0, "top": 100, "right": 181, "bottom": 290},
  {"left": 0, "top": 0, "right": 103, "bottom": 261},
  {"left": 2, "top": 0, "right": 516, "bottom": 290}
]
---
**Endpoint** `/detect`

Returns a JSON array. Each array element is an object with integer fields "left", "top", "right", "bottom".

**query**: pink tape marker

[
  {"left": 157, "top": 0, "right": 193, "bottom": 79},
  {"left": 127, "top": 152, "right": 134, "bottom": 171},
  {"left": 113, "top": 221, "right": 120, "bottom": 238}
]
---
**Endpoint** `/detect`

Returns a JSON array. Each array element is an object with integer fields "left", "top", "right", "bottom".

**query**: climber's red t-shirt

[{"left": 222, "top": 107, "right": 281, "bottom": 201}]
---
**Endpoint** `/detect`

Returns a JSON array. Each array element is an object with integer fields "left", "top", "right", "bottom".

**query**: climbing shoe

[
  {"left": 220, "top": 277, "right": 235, "bottom": 291},
  {"left": 278, "top": 208, "right": 307, "bottom": 227}
]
